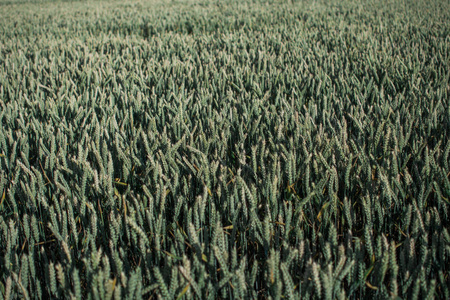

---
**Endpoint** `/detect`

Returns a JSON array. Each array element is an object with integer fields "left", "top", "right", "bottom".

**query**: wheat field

[{"left": 0, "top": 0, "right": 449, "bottom": 299}]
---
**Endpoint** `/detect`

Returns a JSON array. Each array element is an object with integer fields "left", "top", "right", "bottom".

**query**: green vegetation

[{"left": 0, "top": 0, "right": 449, "bottom": 298}]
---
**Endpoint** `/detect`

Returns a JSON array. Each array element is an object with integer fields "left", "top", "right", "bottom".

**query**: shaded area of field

[{"left": 0, "top": 0, "right": 449, "bottom": 298}]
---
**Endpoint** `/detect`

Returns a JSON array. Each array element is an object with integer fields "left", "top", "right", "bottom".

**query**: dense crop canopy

[{"left": 0, "top": 0, "right": 449, "bottom": 299}]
